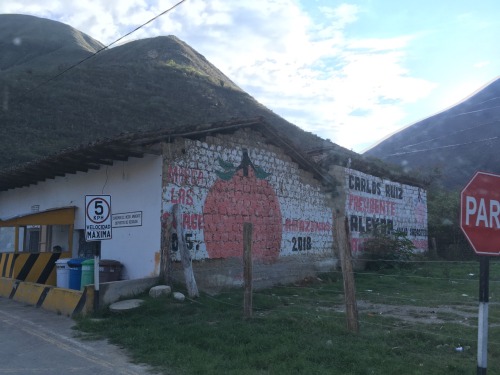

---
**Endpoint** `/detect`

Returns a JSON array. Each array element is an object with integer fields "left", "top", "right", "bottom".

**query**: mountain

[
  {"left": 0, "top": 14, "right": 103, "bottom": 71},
  {"left": 0, "top": 14, "right": 421, "bottom": 188},
  {"left": 0, "top": 14, "right": 359, "bottom": 170},
  {"left": 364, "top": 78, "right": 500, "bottom": 190}
]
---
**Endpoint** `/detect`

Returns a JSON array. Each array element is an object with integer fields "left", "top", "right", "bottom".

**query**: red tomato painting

[{"left": 203, "top": 149, "right": 282, "bottom": 261}]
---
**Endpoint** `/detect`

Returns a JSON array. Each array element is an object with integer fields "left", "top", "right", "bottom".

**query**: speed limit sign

[{"left": 85, "top": 195, "right": 112, "bottom": 241}]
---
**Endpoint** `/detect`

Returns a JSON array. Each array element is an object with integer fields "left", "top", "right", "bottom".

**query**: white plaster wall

[{"left": 0, "top": 154, "right": 163, "bottom": 279}]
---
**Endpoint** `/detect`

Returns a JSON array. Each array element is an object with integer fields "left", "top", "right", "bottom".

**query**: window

[
  {"left": 78, "top": 229, "right": 100, "bottom": 258},
  {"left": 0, "top": 227, "right": 15, "bottom": 252},
  {"left": 25, "top": 225, "right": 42, "bottom": 252},
  {"left": 0, "top": 207, "right": 75, "bottom": 254},
  {"left": 17, "top": 224, "right": 70, "bottom": 253}
]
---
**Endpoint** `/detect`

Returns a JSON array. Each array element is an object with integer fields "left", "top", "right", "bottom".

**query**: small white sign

[
  {"left": 112, "top": 211, "right": 143, "bottom": 228},
  {"left": 85, "top": 195, "right": 112, "bottom": 241}
]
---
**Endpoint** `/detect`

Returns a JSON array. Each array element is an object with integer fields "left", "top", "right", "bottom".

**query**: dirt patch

[
  {"left": 357, "top": 301, "right": 478, "bottom": 325},
  {"left": 330, "top": 300, "right": 497, "bottom": 327}
]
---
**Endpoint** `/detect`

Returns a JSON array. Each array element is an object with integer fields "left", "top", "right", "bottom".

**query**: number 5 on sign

[{"left": 85, "top": 195, "right": 112, "bottom": 241}]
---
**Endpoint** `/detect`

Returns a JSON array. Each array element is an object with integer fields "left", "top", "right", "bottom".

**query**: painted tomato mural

[{"left": 203, "top": 149, "right": 282, "bottom": 261}]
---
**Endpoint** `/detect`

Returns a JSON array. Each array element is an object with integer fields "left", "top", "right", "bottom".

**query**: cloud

[
  {"left": 191, "top": 2, "right": 436, "bottom": 151},
  {"left": 474, "top": 61, "right": 490, "bottom": 69},
  {"left": 151, "top": 1, "right": 435, "bottom": 151},
  {"left": 319, "top": 3, "right": 360, "bottom": 28},
  {"left": 0, "top": 0, "right": 437, "bottom": 152}
]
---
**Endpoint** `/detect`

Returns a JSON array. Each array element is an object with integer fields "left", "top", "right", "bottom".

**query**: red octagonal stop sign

[{"left": 461, "top": 171, "right": 500, "bottom": 255}]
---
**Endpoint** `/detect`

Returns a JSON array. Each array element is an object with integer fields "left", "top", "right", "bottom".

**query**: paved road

[{"left": 0, "top": 297, "right": 155, "bottom": 374}]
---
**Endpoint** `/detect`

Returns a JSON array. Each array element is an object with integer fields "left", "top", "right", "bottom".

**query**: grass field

[{"left": 75, "top": 260, "right": 500, "bottom": 374}]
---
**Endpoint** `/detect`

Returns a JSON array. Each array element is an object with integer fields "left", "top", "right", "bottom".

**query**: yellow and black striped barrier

[
  {"left": 0, "top": 278, "right": 92, "bottom": 316},
  {"left": 0, "top": 253, "right": 17, "bottom": 278},
  {"left": 0, "top": 252, "right": 92, "bottom": 316},
  {"left": 13, "top": 253, "right": 65, "bottom": 285},
  {"left": 2, "top": 252, "right": 72, "bottom": 285}
]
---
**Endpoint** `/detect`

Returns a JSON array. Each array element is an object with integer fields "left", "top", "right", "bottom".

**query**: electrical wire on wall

[{"left": 101, "top": 166, "right": 109, "bottom": 194}]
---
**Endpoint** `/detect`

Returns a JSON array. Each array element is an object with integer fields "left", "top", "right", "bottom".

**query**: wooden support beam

[
  {"left": 335, "top": 213, "right": 359, "bottom": 333},
  {"left": 243, "top": 222, "right": 253, "bottom": 319},
  {"left": 174, "top": 204, "right": 199, "bottom": 298},
  {"left": 160, "top": 209, "right": 173, "bottom": 285}
]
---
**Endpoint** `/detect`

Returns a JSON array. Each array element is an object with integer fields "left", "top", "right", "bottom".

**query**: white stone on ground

[
  {"left": 173, "top": 292, "right": 185, "bottom": 301},
  {"left": 149, "top": 285, "right": 172, "bottom": 298},
  {"left": 109, "top": 299, "right": 144, "bottom": 312}
]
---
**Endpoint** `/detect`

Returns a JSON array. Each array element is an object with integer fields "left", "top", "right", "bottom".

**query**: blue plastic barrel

[{"left": 68, "top": 258, "right": 86, "bottom": 290}]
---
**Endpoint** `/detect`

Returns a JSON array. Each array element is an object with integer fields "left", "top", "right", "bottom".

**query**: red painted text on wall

[
  {"left": 284, "top": 219, "right": 332, "bottom": 232},
  {"left": 168, "top": 166, "right": 205, "bottom": 186},
  {"left": 169, "top": 188, "right": 194, "bottom": 205},
  {"left": 347, "top": 194, "right": 396, "bottom": 216}
]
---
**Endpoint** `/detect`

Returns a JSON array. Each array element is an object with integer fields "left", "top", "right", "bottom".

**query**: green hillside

[{"left": 0, "top": 14, "right": 341, "bottom": 168}]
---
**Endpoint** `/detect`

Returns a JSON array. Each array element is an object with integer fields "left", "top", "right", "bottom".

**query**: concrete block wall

[
  {"left": 170, "top": 255, "right": 337, "bottom": 293},
  {"left": 161, "top": 128, "right": 336, "bottom": 288}
]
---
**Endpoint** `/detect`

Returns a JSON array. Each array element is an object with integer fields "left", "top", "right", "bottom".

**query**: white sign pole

[
  {"left": 85, "top": 195, "right": 112, "bottom": 312},
  {"left": 94, "top": 248, "right": 100, "bottom": 312},
  {"left": 477, "top": 256, "right": 489, "bottom": 375}
]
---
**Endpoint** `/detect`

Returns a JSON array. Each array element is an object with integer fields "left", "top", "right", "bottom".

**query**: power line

[
  {"left": 476, "top": 96, "right": 500, "bottom": 107},
  {"left": 376, "top": 89, "right": 500, "bottom": 153},
  {"left": 453, "top": 103, "right": 500, "bottom": 118},
  {"left": 384, "top": 136, "right": 499, "bottom": 157},
  {"left": 399, "top": 120, "right": 500, "bottom": 150},
  {"left": 25, "top": 0, "right": 188, "bottom": 95}
]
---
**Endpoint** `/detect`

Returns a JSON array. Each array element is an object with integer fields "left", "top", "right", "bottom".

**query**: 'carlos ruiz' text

[{"left": 348, "top": 174, "right": 403, "bottom": 199}]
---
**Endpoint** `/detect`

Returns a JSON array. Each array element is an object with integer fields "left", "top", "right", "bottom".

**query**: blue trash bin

[{"left": 68, "top": 258, "right": 86, "bottom": 290}]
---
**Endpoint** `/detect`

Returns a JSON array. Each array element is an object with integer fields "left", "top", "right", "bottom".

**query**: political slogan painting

[
  {"left": 343, "top": 168, "right": 428, "bottom": 253},
  {"left": 161, "top": 137, "right": 334, "bottom": 262}
]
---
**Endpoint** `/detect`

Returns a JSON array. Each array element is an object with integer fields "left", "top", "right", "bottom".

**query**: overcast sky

[{"left": 1, "top": 0, "right": 499, "bottom": 152}]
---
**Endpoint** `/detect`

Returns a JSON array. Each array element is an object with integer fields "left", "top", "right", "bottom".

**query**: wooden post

[
  {"left": 174, "top": 204, "right": 199, "bottom": 298},
  {"left": 243, "top": 222, "right": 253, "bottom": 319},
  {"left": 335, "top": 213, "right": 359, "bottom": 333},
  {"left": 430, "top": 237, "right": 438, "bottom": 259}
]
